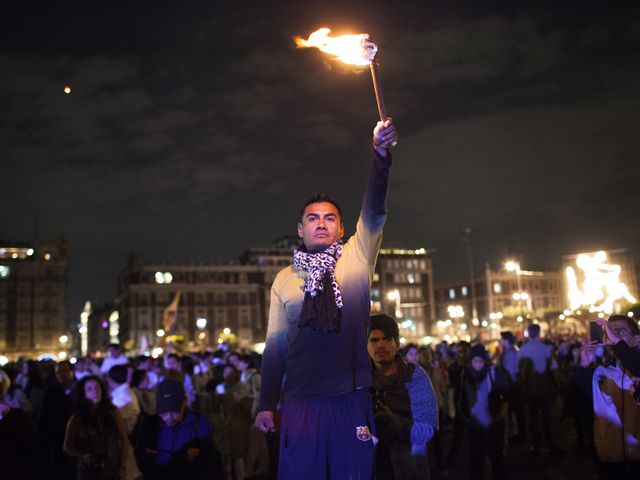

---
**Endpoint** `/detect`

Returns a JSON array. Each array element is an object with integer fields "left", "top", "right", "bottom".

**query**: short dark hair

[
  {"left": 300, "top": 193, "right": 343, "bottom": 222},
  {"left": 527, "top": 324, "right": 541, "bottom": 338},
  {"left": 608, "top": 314, "right": 640, "bottom": 335},
  {"left": 239, "top": 354, "right": 253, "bottom": 366},
  {"left": 130, "top": 369, "right": 148, "bottom": 389},
  {"left": 108, "top": 365, "right": 128, "bottom": 384},
  {"left": 369, "top": 314, "right": 399, "bottom": 341},
  {"left": 500, "top": 331, "right": 516, "bottom": 345}
]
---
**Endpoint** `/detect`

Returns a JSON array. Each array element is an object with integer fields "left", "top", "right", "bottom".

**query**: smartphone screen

[{"left": 589, "top": 321, "right": 603, "bottom": 343}]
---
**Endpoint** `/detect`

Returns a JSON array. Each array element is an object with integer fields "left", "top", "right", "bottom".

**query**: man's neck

[{"left": 374, "top": 359, "right": 399, "bottom": 377}]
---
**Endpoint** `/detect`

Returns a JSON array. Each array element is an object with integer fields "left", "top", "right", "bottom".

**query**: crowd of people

[
  {"left": 2, "top": 120, "right": 639, "bottom": 479},
  {"left": 1, "top": 314, "right": 638, "bottom": 479},
  {"left": 0, "top": 343, "right": 271, "bottom": 480}
]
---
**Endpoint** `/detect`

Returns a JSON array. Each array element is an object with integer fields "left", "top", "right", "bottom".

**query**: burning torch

[{"left": 294, "top": 28, "right": 393, "bottom": 128}]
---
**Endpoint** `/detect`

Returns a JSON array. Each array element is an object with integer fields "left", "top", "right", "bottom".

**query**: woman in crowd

[
  {"left": 63, "top": 375, "right": 128, "bottom": 480},
  {"left": 459, "top": 345, "right": 509, "bottom": 480},
  {"left": 402, "top": 343, "right": 420, "bottom": 365}
]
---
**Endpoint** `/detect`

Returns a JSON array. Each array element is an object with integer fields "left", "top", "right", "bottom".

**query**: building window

[
  {"left": 449, "top": 288, "right": 455, "bottom": 300},
  {"left": 493, "top": 282, "right": 502, "bottom": 294},
  {"left": 407, "top": 273, "right": 415, "bottom": 284},
  {"left": 461, "top": 286, "right": 468, "bottom": 297}
]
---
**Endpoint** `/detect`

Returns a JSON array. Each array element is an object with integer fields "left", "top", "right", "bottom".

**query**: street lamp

[
  {"left": 505, "top": 260, "right": 524, "bottom": 322},
  {"left": 387, "top": 289, "right": 402, "bottom": 319},
  {"left": 196, "top": 317, "right": 207, "bottom": 330},
  {"left": 196, "top": 317, "right": 208, "bottom": 346}
]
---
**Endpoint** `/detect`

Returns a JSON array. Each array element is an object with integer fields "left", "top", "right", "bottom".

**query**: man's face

[
  {"left": 166, "top": 357, "right": 180, "bottom": 371},
  {"left": 160, "top": 405, "right": 185, "bottom": 427},
  {"left": 458, "top": 345, "right": 470, "bottom": 364},
  {"left": 297, "top": 202, "right": 344, "bottom": 253},
  {"left": 609, "top": 320, "right": 638, "bottom": 347},
  {"left": 367, "top": 329, "right": 399, "bottom": 366}
]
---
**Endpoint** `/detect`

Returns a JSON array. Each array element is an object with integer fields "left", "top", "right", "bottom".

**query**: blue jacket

[{"left": 135, "top": 410, "right": 213, "bottom": 480}]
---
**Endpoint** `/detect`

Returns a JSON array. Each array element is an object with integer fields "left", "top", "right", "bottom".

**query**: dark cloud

[{"left": 1, "top": 1, "right": 640, "bottom": 312}]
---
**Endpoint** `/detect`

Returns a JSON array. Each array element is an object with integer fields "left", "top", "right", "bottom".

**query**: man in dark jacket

[
  {"left": 135, "top": 379, "right": 216, "bottom": 480},
  {"left": 39, "top": 360, "right": 75, "bottom": 480},
  {"left": 368, "top": 314, "right": 438, "bottom": 480}
]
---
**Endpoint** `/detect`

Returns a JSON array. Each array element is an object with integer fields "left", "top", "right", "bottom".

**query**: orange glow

[
  {"left": 294, "top": 28, "right": 377, "bottom": 67},
  {"left": 64, "top": 85, "right": 72, "bottom": 94}
]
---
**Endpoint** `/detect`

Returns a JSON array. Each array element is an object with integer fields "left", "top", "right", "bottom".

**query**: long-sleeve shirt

[{"left": 258, "top": 149, "right": 391, "bottom": 412}]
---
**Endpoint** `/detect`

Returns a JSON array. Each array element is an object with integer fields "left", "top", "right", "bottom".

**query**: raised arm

[{"left": 362, "top": 118, "right": 397, "bottom": 229}]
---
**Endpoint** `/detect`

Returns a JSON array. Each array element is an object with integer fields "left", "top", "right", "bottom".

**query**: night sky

[{"left": 2, "top": 1, "right": 639, "bottom": 315}]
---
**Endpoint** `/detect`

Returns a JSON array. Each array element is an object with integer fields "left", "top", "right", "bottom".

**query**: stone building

[{"left": 0, "top": 237, "right": 69, "bottom": 358}]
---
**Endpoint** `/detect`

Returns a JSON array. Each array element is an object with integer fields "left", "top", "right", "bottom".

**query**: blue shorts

[{"left": 278, "top": 388, "right": 376, "bottom": 480}]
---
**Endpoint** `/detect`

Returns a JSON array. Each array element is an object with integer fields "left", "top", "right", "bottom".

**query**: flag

[{"left": 162, "top": 291, "right": 181, "bottom": 334}]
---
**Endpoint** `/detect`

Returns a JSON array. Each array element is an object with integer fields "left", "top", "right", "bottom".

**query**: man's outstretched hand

[
  {"left": 255, "top": 410, "right": 275, "bottom": 433},
  {"left": 373, "top": 118, "right": 398, "bottom": 157}
]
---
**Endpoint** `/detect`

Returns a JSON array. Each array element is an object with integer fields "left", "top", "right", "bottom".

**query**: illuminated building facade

[
  {"left": 371, "top": 248, "right": 436, "bottom": 342},
  {"left": 0, "top": 238, "right": 69, "bottom": 358},
  {"left": 485, "top": 265, "right": 565, "bottom": 327},
  {"left": 117, "top": 249, "right": 285, "bottom": 350},
  {"left": 434, "top": 264, "right": 565, "bottom": 340},
  {"left": 118, "top": 240, "right": 436, "bottom": 349}
]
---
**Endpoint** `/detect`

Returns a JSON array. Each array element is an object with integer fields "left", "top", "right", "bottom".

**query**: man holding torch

[{"left": 255, "top": 116, "right": 397, "bottom": 478}]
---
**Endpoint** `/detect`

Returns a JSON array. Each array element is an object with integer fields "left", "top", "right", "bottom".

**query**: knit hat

[
  {"left": 470, "top": 344, "right": 489, "bottom": 362},
  {"left": 156, "top": 379, "right": 185, "bottom": 414}
]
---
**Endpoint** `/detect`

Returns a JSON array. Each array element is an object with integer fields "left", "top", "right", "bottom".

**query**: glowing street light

[
  {"left": 505, "top": 260, "right": 520, "bottom": 273},
  {"left": 386, "top": 289, "right": 403, "bottom": 319},
  {"left": 196, "top": 317, "right": 207, "bottom": 330}
]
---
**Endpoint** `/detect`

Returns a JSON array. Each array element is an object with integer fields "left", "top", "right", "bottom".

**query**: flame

[{"left": 294, "top": 28, "right": 377, "bottom": 67}]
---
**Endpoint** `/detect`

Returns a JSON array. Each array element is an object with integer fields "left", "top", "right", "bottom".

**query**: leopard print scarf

[{"left": 293, "top": 241, "right": 343, "bottom": 332}]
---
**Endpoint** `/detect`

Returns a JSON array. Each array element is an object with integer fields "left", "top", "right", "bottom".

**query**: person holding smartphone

[{"left": 572, "top": 315, "right": 640, "bottom": 478}]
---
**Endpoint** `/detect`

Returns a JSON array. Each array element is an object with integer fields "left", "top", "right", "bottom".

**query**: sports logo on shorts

[{"left": 356, "top": 425, "right": 372, "bottom": 441}]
